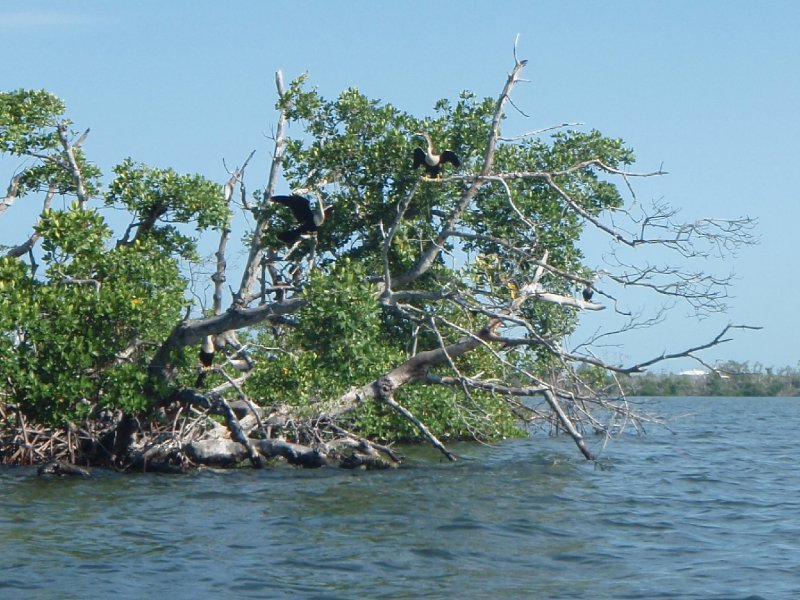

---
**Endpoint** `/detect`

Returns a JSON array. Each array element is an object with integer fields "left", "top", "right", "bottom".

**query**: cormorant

[
  {"left": 271, "top": 194, "right": 330, "bottom": 245},
  {"left": 582, "top": 285, "right": 594, "bottom": 302},
  {"left": 195, "top": 334, "right": 215, "bottom": 387},
  {"left": 412, "top": 132, "right": 460, "bottom": 177}
]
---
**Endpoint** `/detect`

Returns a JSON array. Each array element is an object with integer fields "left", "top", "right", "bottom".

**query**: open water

[{"left": 0, "top": 396, "right": 797, "bottom": 599}]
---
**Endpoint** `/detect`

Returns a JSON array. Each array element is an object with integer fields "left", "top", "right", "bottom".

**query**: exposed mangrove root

[{"left": 0, "top": 391, "right": 403, "bottom": 472}]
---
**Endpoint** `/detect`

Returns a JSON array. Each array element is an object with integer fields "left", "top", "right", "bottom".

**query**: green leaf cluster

[
  {"left": 1, "top": 89, "right": 102, "bottom": 199},
  {"left": 0, "top": 89, "right": 64, "bottom": 156},
  {"left": 106, "top": 158, "right": 229, "bottom": 259},
  {"left": 277, "top": 83, "right": 493, "bottom": 270},
  {"left": 0, "top": 227, "right": 185, "bottom": 424},
  {"left": 0, "top": 91, "right": 205, "bottom": 424},
  {"left": 245, "top": 260, "right": 403, "bottom": 404}
]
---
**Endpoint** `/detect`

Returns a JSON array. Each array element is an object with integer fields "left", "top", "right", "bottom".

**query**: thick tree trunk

[{"left": 148, "top": 297, "right": 305, "bottom": 385}]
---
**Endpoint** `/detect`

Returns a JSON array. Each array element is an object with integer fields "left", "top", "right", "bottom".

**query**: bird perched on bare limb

[
  {"left": 195, "top": 334, "right": 215, "bottom": 387},
  {"left": 412, "top": 132, "right": 460, "bottom": 177},
  {"left": 582, "top": 270, "right": 609, "bottom": 303}
]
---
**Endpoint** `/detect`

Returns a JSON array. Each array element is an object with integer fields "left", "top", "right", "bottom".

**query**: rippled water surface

[{"left": 1, "top": 397, "right": 798, "bottom": 599}]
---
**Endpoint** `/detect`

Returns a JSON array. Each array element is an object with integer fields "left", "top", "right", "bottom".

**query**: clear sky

[{"left": 2, "top": 1, "right": 798, "bottom": 372}]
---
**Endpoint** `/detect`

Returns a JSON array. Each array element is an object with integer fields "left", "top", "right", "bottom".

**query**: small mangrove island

[{"left": 0, "top": 52, "right": 758, "bottom": 473}]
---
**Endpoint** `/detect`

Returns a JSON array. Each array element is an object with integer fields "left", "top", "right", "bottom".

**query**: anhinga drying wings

[
  {"left": 195, "top": 334, "right": 215, "bottom": 388},
  {"left": 270, "top": 194, "right": 330, "bottom": 245},
  {"left": 412, "top": 132, "right": 460, "bottom": 177}
]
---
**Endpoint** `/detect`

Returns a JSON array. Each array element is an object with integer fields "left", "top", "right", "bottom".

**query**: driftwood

[
  {"left": 125, "top": 431, "right": 189, "bottom": 474},
  {"left": 186, "top": 439, "right": 248, "bottom": 467},
  {"left": 257, "top": 439, "right": 329, "bottom": 468},
  {"left": 335, "top": 439, "right": 400, "bottom": 470},
  {"left": 37, "top": 461, "right": 91, "bottom": 477},
  {"left": 184, "top": 436, "right": 386, "bottom": 470}
]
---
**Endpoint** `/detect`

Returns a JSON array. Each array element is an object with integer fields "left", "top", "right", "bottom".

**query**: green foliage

[
  {"left": 277, "top": 83, "right": 492, "bottom": 269},
  {"left": 279, "top": 79, "right": 631, "bottom": 335},
  {"left": 37, "top": 204, "right": 111, "bottom": 267},
  {"left": 0, "top": 91, "right": 233, "bottom": 425},
  {"left": 245, "top": 260, "right": 404, "bottom": 403},
  {"left": 0, "top": 89, "right": 64, "bottom": 156},
  {"left": 351, "top": 384, "right": 522, "bottom": 443},
  {"left": 0, "top": 229, "right": 186, "bottom": 424},
  {"left": 105, "top": 158, "right": 229, "bottom": 259},
  {"left": 18, "top": 148, "right": 103, "bottom": 198},
  {"left": 1, "top": 89, "right": 102, "bottom": 199}
]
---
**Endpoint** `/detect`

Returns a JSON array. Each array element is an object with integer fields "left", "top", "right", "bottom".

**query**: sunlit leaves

[
  {"left": 106, "top": 158, "right": 229, "bottom": 258},
  {"left": 17, "top": 147, "right": 102, "bottom": 197},
  {"left": 0, "top": 237, "right": 186, "bottom": 424},
  {"left": 0, "top": 90, "right": 102, "bottom": 199},
  {"left": 0, "top": 92, "right": 214, "bottom": 425},
  {"left": 2, "top": 178, "right": 186, "bottom": 423},
  {"left": 0, "top": 89, "right": 65, "bottom": 156},
  {"left": 37, "top": 203, "right": 111, "bottom": 268},
  {"left": 279, "top": 79, "right": 475, "bottom": 266},
  {"left": 246, "top": 260, "right": 401, "bottom": 404}
]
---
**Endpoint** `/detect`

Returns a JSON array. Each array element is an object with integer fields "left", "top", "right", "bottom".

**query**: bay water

[{"left": 1, "top": 396, "right": 797, "bottom": 599}]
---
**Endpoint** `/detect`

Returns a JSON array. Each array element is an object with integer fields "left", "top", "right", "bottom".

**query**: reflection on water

[{"left": 1, "top": 397, "right": 797, "bottom": 599}]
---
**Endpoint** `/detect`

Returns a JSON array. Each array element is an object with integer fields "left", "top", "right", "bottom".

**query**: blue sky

[{"left": 2, "top": 1, "right": 798, "bottom": 372}]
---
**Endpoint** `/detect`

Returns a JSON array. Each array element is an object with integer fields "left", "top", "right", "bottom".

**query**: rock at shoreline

[{"left": 37, "top": 461, "right": 91, "bottom": 477}]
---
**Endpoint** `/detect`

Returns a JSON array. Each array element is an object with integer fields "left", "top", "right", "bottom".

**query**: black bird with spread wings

[
  {"left": 270, "top": 194, "right": 330, "bottom": 245},
  {"left": 412, "top": 132, "right": 460, "bottom": 177}
]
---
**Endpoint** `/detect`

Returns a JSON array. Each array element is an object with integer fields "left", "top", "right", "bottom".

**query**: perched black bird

[
  {"left": 412, "top": 132, "right": 460, "bottom": 177},
  {"left": 582, "top": 285, "right": 594, "bottom": 302},
  {"left": 195, "top": 334, "right": 215, "bottom": 388},
  {"left": 271, "top": 194, "right": 330, "bottom": 245}
]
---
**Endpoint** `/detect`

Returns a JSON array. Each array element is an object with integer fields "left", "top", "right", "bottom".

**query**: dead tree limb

[
  {"left": 394, "top": 57, "right": 528, "bottom": 287},
  {"left": 211, "top": 395, "right": 265, "bottom": 468},
  {"left": 57, "top": 122, "right": 90, "bottom": 208},
  {"left": 237, "top": 71, "right": 289, "bottom": 306},
  {"left": 5, "top": 184, "right": 56, "bottom": 258},
  {"left": 0, "top": 174, "right": 21, "bottom": 217}
]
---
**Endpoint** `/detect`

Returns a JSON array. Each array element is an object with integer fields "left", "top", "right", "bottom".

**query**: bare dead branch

[
  {"left": 499, "top": 122, "right": 584, "bottom": 142},
  {"left": 148, "top": 296, "right": 305, "bottom": 384},
  {"left": 237, "top": 71, "right": 289, "bottom": 306},
  {"left": 0, "top": 173, "right": 22, "bottom": 218},
  {"left": 211, "top": 395, "right": 264, "bottom": 468},
  {"left": 394, "top": 56, "right": 529, "bottom": 287},
  {"left": 213, "top": 150, "right": 256, "bottom": 314},
  {"left": 58, "top": 276, "right": 101, "bottom": 296},
  {"left": 57, "top": 121, "right": 90, "bottom": 208},
  {"left": 5, "top": 184, "right": 55, "bottom": 258},
  {"left": 542, "top": 388, "right": 594, "bottom": 460},
  {"left": 611, "top": 324, "right": 762, "bottom": 375}
]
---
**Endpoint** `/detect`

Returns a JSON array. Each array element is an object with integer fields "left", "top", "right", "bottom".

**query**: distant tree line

[{"left": 617, "top": 361, "right": 800, "bottom": 397}]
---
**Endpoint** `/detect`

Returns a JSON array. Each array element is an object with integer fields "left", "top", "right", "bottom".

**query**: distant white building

[{"left": 678, "top": 369, "right": 708, "bottom": 377}]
